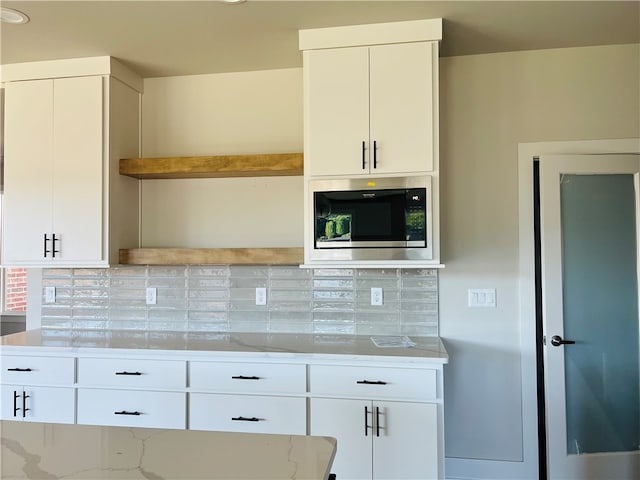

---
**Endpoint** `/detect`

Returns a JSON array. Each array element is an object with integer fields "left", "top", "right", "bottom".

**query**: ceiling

[{"left": 1, "top": 1, "right": 639, "bottom": 78}]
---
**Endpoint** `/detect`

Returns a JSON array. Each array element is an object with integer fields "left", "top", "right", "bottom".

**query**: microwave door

[{"left": 314, "top": 189, "right": 407, "bottom": 248}]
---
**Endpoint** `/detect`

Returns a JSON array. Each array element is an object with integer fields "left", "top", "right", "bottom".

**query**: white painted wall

[
  {"left": 439, "top": 44, "right": 640, "bottom": 479},
  {"left": 140, "top": 69, "right": 303, "bottom": 248}
]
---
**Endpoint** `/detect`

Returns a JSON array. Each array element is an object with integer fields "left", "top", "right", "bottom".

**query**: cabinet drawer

[
  {"left": 190, "top": 362, "right": 306, "bottom": 393},
  {"left": 1, "top": 356, "right": 74, "bottom": 385},
  {"left": 77, "top": 388, "right": 186, "bottom": 429},
  {"left": 310, "top": 365, "right": 436, "bottom": 400},
  {"left": 190, "top": 393, "right": 306, "bottom": 435},
  {"left": 77, "top": 358, "right": 186, "bottom": 389},
  {"left": 1, "top": 385, "right": 75, "bottom": 424}
]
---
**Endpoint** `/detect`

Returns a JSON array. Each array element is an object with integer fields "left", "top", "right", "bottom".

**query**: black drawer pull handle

[
  {"left": 115, "top": 371, "right": 143, "bottom": 376},
  {"left": 114, "top": 410, "right": 142, "bottom": 416},
  {"left": 231, "top": 375, "right": 261, "bottom": 380},
  {"left": 7, "top": 368, "right": 33, "bottom": 372},
  {"left": 357, "top": 380, "right": 387, "bottom": 385},
  {"left": 232, "top": 416, "right": 261, "bottom": 422}
]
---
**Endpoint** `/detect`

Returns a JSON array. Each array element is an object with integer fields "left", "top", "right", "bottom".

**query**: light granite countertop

[
  {"left": 0, "top": 420, "right": 336, "bottom": 479},
  {"left": 0, "top": 329, "right": 448, "bottom": 365}
]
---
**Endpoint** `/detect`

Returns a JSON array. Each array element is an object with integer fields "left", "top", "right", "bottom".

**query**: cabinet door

[
  {"left": 52, "top": 76, "right": 104, "bottom": 262},
  {"left": 372, "top": 401, "right": 439, "bottom": 480},
  {"left": 1, "top": 385, "right": 75, "bottom": 424},
  {"left": 304, "top": 47, "right": 370, "bottom": 177},
  {"left": 310, "top": 397, "right": 372, "bottom": 479},
  {"left": 369, "top": 42, "right": 434, "bottom": 174},
  {"left": 3, "top": 80, "right": 54, "bottom": 264}
]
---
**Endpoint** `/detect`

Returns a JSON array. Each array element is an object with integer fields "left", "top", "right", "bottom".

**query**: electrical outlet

[
  {"left": 146, "top": 287, "right": 157, "bottom": 305},
  {"left": 45, "top": 286, "right": 56, "bottom": 304},
  {"left": 371, "top": 287, "right": 383, "bottom": 306},
  {"left": 255, "top": 287, "right": 267, "bottom": 306}
]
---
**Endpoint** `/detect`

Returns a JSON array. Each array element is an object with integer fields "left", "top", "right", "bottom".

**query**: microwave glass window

[{"left": 314, "top": 188, "right": 426, "bottom": 248}]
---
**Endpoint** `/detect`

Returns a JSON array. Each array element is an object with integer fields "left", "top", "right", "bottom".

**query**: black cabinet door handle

[
  {"left": 43, "top": 234, "right": 50, "bottom": 258},
  {"left": 13, "top": 391, "right": 19, "bottom": 417},
  {"left": 362, "top": 141, "right": 366, "bottom": 169},
  {"left": 364, "top": 405, "right": 369, "bottom": 437},
  {"left": 375, "top": 406, "right": 380, "bottom": 437},
  {"left": 231, "top": 375, "right": 261, "bottom": 380},
  {"left": 115, "top": 371, "right": 143, "bottom": 376},
  {"left": 231, "top": 416, "right": 261, "bottom": 422},
  {"left": 356, "top": 380, "right": 387, "bottom": 385},
  {"left": 114, "top": 410, "right": 142, "bottom": 416},
  {"left": 51, "top": 233, "right": 60, "bottom": 258},
  {"left": 7, "top": 368, "right": 32, "bottom": 372},
  {"left": 373, "top": 140, "right": 377, "bottom": 169},
  {"left": 22, "top": 392, "right": 29, "bottom": 418}
]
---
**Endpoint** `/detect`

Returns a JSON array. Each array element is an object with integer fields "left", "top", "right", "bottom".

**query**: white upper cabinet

[
  {"left": 369, "top": 42, "right": 435, "bottom": 174},
  {"left": 3, "top": 76, "right": 104, "bottom": 264},
  {"left": 303, "top": 46, "right": 370, "bottom": 176},
  {"left": 1, "top": 57, "right": 142, "bottom": 267},
  {"left": 300, "top": 19, "right": 441, "bottom": 178}
]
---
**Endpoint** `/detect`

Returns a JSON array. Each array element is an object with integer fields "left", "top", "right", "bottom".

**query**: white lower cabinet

[
  {"left": 190, "top": 393, "right": 306, "bottom": 434},
  {"left": 310, "top": 398, "right": 438, "bottom": 480},
  {"left": 77, "top": 389, "right": 186, "bottom": 429},
  {"left": 1, "top": 385, "right": 75, "bottom": 424},
  {"left": 1, "top": 355, "right": 76, "bottom": 424},
  {"left": 0, "top": 346, "right": 444, "bottom": 479}
]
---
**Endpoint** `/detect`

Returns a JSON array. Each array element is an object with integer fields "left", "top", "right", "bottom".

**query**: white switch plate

[
  {"left": 146, "top": 287, "right": 157, "bottom": 305},
  {"left": 468, "top": 288, "right": 496, "bottom": 308},
  {"left": 255, "top": 287, "right": 267, "bottom": 306},
  {"left": 45, "top": 286, "right": 56, "bottom": 304},
  {"left": 371, "top": 287, "right": 383, "bottom": 306}
]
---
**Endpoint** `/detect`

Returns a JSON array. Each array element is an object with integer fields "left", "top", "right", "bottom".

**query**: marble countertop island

[
  {"left": 0, "top": 329, "right": 448, "bottom": 364},
  {"left": 0, "top": 421, "right": 337, "bottom": 479}
]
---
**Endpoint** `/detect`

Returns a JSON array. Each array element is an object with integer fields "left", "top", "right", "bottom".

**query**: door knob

[{"left": 550, "top": 335, "right": 576, "bottom": 347}]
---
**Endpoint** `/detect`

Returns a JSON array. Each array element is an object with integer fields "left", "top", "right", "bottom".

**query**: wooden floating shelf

[
  {"left": 119, "top": 248, "right": 304, "bottom": 266},
  {"left": 120, "top": 153, "right": 303, "bottom": 179}
]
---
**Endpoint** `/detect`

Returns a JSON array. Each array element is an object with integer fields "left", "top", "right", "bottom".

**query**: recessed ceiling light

[
  {"left": 219, "top": 0, "right": 247, "bottom": 4},
  {"left": 1, "top": 7, "right": 30, "bottom": 24}
]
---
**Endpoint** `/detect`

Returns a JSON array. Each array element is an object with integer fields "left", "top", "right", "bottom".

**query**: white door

[
  {"left": 0, "top": 385, "right": 75, "bottom": 423},
  {"left": 369, "top": 42, "right": 435, "bottom": 174},
  {"left": 372, "top": 401, "right": 439, "bottom": 480},
  {"left": 304, "top": 47, "right": 370, "bottom": 177},
  {"left": 3, "top": 80, "right": 54, "bottom": 264},
  {"left": 310, "top": 397, "right": 373, "bottom": 479},
  {"left": 52, "top": 76, "right": 104, "bottom": 263},
  {"left": 539, "top": 154, "right": 640, "bottom": 479}
]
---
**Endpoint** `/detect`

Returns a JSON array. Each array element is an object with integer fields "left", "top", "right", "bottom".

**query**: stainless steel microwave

[{"left": 307, "top": 176, "right": 433, "bottom": 262}]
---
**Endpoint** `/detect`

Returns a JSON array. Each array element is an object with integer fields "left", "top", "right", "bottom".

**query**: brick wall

[{"left": 5, "top": 268, "right": 27, "bottom": 312}]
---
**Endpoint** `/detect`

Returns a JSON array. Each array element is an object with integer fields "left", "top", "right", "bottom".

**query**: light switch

[{"left": 468, "top": 288, "right": 496, "bottom": 308}]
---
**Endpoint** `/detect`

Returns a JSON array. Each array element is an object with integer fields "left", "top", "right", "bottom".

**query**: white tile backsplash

[{"left": 41, "top": 266, "right": 439, "bottom": 336}]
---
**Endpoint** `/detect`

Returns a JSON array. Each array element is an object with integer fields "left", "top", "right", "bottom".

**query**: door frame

[{"left": 517, "top": 138, "right": 640, "bottom": 479}]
